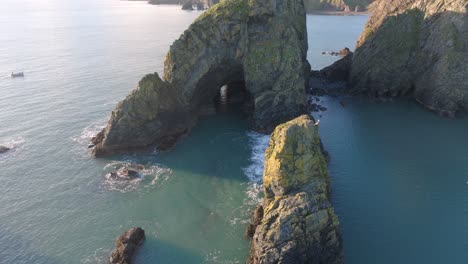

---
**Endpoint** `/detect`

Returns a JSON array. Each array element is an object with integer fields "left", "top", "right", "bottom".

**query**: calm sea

[{"left": 1, "top": 1, "right": 467, "bottom": 263}]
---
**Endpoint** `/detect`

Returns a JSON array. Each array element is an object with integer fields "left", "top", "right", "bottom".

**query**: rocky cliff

[
  {"left": 93, "top": 0, "right": 308, "bottom": 155},
  {"left": 247, "top": 115, "right": 343, "bottom": 264},
  {"left": 303, "top": 0, "right": 372, "bottom": 12},
  {"left": 350, "top": 0, "right": 467, "bottom": 117},
  {"left": 92, "top": 0, "right": 309, "bottom": 156}
]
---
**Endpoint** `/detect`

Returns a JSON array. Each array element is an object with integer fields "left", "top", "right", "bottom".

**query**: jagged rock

[
  {"left": 354, "top": 5, "right": 361, "bottom": 12},
  {"left": 350, "top": 0, "right": 467, "bottom": 117},
  {"left": 247, "top": 115, "right": 343, "bottom": 264},
  {"left": 196, "top": 2, "right": 205, "bottom": 9},
  {"left": 246, "top": 205, "right": 263, "bottom": 238},
  {"left": 109, "top": 227, "right": 145, "bottom": 264},
  {"left": 0, "top": 146, "right": 10, "bottom": 153},
  {"left": 93, "top": 0, "right": 309, "bottom": 156},
  {"left": 181, "top": 1, "right": 194, "bottom": 9},
  {"left": 310, "top": 52, "right": 353, "bottom": 95},
  {"left": 343, "top": 5, "right": 351, "bottom": 12},
  {"left": 338, "top": 47, "right": 350, "bottom": 56},
  {"left": 303, "top": 0, "right": 347, "bottom": 12}
]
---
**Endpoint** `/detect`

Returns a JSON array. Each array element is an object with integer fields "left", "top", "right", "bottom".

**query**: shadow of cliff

[
  {"left": 105, "top": 110, "right": 255, "bottom": 182},
  {"left": 0, "top": 226, "right": 61, "bottom": 264}
]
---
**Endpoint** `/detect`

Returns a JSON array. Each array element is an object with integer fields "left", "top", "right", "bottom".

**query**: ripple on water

[{"left": 101, "top": 161, "right": 172, "bottom": 193}]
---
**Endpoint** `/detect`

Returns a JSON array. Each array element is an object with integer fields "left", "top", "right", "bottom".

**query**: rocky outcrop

[
  {"left": 247, "top": 115, "right": 343, "bottom": 264},
  {"left": 181, "top": 1, "right": 194, "bottom": 9},
  {"left": 350, "top": 0, "right": 467, "bottom": 117},
  {"left": 0, "top": 146, "right": 10, "bottom": 153},
  {"left": 310, "top": 52, "right": 353, "bottom": 95},
  {"left": 303, "top": 0, "right": 372, "bottom": 13},
  {"left": 109, "top": 227, "right": 145, "bottom": 264},
  {"left": 92, "top": 0, "right": 309, "bottom": 156}
]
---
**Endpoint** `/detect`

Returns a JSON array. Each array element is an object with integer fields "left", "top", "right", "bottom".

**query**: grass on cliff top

[{"left": 195, "top": 0, "right": 249, "bottom": 23}]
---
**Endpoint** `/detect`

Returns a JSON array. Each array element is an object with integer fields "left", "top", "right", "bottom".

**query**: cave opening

[
  {"left": 194, "top": 63, "right": 254, "bottom": 118},
  {"left": 212, "top": 80, "right": 253, "bottom": 115}
]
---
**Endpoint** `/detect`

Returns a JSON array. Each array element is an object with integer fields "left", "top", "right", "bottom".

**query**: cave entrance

[
  {"left": 193, "top": 61, "right": 253, "bottom": 119},
  {"left": 213, "top": 80, "right": 253, "bottom": 115}
]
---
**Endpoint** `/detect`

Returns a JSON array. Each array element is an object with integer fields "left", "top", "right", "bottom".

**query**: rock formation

[
  {"left": 181, "top": 0, "right": 194, "bottom": 9},
  {"left": 92, "top": 0, "right": 309, "bottom": 156},
  {"left": 109, "top": 227, "right": 145, "bottom": 264},
  {"left": 247, "top": 115, "right": 343, "bottom": 264},
  {"left": 350, "top": 0, "right": 467, "bottom": 117},
  {"left": 303, "top": 0, "right": 372, "bottom": 13},
  {"left": 0, "top": 146, "right": 10, "bottom": 153}
]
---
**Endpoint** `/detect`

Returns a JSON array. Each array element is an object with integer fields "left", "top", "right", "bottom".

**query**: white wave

[
  {"left": 101, "top": 161, "right": 171, "bottom": 193},
  {"left": 72, "top": 119, "right": 106, "bottom": 146},
  {"left": 0, "top": 136, "right": 25, "bottom": 149},
  {"left": 242, "top": 132, "right": 270, "bottom": 183}
]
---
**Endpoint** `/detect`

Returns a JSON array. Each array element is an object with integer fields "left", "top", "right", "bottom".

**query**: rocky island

[
  {"left": 92, "top": 0, "right": 309, "bottom": 156},
  {"left": 247, "top": 115, "right": 343, "bottom": 264}
]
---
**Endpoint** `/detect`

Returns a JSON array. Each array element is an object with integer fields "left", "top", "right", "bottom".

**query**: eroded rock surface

[
  {"left": 350, "top": 0, "right": 467, "bottom": 116},
  {"left": 93, "top": 0, "right": 309, "bottom": 156},
  {"left": 247, "top": 115, "right": 343, "bottom": 264},
  {"left": 109, "top": 227, "right": 145, "bottom": 264},
  {"left": 303, "top": 0, "right": 372, "bottom": 13}
]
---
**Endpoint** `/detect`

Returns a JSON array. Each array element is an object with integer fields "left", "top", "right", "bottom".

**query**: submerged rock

[
  {"left": 0, "top": 146, "right": 10, "bottom": 153},
  {"left": 350, "top": 0, "right": 467, "bottom": 116},
  {"left": 109, "top": 227, "right": 145, "bottom": 264},
  {"left": 93, "top": 0, "right": 309, "bottom": 156},
  {"left": 247, "top": 115, "right": 343, "bottom": 264}
]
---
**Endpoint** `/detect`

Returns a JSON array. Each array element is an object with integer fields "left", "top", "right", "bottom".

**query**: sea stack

[
  {"left": 350, "top": 0, "right": 467, "bottom": 117},
  {"left": 92, "top": 0, "right": 309, "bottom": 156},
  {"left": 247, "top": 115, "right": 344, "bottom": 264},
  {"left": 109, "top": 227, "right": 145, "bottom": 264}
]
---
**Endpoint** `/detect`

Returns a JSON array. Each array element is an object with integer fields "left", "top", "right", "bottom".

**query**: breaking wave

[{"left": 101, "top": 160, "right": 172, "bottom": 193}]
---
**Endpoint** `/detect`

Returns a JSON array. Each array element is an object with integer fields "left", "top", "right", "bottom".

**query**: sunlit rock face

[
  {"left": 247, "top": 115, "right": 344, "bottom": 264},
  {"left": 350, "top": 0, "right": 467, "bottom": 117},
  {"left": 92, "top": 0, "right": 309, "bottom": 156}
]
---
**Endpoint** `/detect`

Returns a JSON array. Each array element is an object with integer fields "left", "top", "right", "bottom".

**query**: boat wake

[{"left": 101, "top": 161, "right": 172, "bottom": 193}]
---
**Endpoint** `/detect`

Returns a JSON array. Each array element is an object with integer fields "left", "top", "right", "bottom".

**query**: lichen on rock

[
  {"left": 350, "top": 0, "right": 467, "bottom": 117},
  {"left": 93, "top": 0, "right": 309, "bottom": 156},
  {"left": 247, "top": 115, "right": 343, "bottom": 264}
]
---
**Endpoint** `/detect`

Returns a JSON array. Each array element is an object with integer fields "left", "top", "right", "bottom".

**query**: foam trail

[
  {"left": 102, "top": 161, "right": 172, "bottom": 193},
  {"left": 242, "top": 131, "right": 270, "bottom": 208}
]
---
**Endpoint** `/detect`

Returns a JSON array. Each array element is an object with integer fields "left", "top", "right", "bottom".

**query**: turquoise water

[{"left": 1, "top": 1, "right": 468, "bottom": 263}]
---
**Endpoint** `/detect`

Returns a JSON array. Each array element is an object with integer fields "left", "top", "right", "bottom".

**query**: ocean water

[{"left": 1, "top": 1, "right": 467, "bottom": 264}]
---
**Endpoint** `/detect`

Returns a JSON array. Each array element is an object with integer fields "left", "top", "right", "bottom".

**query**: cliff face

[
  {"left": 247, "top": 115, "right": 343, "bottom": 264},
  {"left": 303, "top": 0, "right": 372, "bottom": 12},
  {"left": 93, "top": 0, "right": 308, "bottom": 156},
  {"left": 350, "top": 0, "right": 467, "bottom": 116}
]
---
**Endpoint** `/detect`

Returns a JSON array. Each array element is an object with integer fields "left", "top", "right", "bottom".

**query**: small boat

[{"left": 10, "top": 72, "right": 24, "bottom": 78}]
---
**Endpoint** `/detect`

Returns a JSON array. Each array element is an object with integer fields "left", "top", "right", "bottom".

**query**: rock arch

[{"left": 92, "top": 0, "right": 309, "bottom": 156}]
